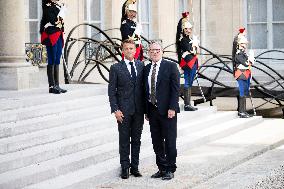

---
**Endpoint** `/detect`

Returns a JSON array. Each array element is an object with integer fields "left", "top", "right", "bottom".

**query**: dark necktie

[
  {"left": 129, "top": 61, "right": 136, "bottom": 83},
  {"left": 150, "top": 63, "right": 157, "bottom": 104}
]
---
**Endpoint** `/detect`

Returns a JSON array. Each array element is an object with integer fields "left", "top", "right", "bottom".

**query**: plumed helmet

[
  {"left": 239, "top": 27, "right": 246, "bottom": 34},
  {"left": 127, "top": 3, "right": 137, "bottom": 12},
  {"left": 238, "top": 35, "right": 248, "bottom": 44},
  {"left": 182, "top": 11, "right": 190, "bottom": 18},
  {"left": 182, "top": 21, "right": 193, "bottom": 30}
]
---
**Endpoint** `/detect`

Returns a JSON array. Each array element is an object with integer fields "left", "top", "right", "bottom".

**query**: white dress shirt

[
  {"left": 124, "top": 58, "right": 137, "bottom": 77},
  {"left": 148, "top": 58, "right": 162, "bottom": 98}
]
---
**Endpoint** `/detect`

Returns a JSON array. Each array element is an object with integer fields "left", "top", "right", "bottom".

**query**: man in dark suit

[
  {"left": 108, "top": 39, "right": 144, "bottom": 179},
  {"left": 144, "top": 41, "right": 180, "bottom": 180}
]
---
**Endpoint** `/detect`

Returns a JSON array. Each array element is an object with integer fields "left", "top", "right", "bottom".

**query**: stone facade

[{"left": 2, "top": 0, "right": 283, "bottom": 89}]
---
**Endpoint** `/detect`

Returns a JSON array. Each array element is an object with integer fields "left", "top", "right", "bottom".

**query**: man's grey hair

[{"left": 149, "top": 40, "right": 163, "bottom": 49}]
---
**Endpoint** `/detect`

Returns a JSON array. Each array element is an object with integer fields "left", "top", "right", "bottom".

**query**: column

[{"left": 0, "top": 0, "right": 39, "bottom": 90}]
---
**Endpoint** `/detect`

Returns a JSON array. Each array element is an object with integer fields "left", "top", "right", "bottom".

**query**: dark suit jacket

[
  {"left": 108, "top": 60, "right": 144, "bottom": 115},
  {"left": 144, "top": 59, "right": 180, "bottom": 115}
]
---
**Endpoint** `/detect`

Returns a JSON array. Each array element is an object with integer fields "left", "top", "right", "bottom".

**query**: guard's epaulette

[
  {"left": 122, "top": 20, "right": 127, "bottom": 25},
  {"left": 46, "top": 3, "right": 51, "bottom": 6}
]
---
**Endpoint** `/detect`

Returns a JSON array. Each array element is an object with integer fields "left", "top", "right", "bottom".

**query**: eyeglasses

[{"left": 149, "top": 49, "right": 161, "bottom": 53}]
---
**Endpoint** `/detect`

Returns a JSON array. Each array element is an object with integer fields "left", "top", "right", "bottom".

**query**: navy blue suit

[
  {"left": 108, "top": 60, "right": 144, "bottom": 170},
  {"left": 144, "top": 59, "right": 180, "bottom": 173}
]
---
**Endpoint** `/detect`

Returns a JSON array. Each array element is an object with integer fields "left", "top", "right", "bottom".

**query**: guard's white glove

[
  {"left": 248, "top": 49, "right": 255, "bottom": 64},
  {"left": 58, "top": 4, "right": 67, "bottom": 19},
  {"left": 134, "top": 22, "right": 143, "bottom": 36},
  {"left": 190, "top": 35, "right": 200, "bottom": 48}
]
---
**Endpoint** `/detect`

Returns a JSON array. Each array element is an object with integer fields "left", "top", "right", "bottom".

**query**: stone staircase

[{"left": 0, "top": 84, "right": 283, "bottom": 189}]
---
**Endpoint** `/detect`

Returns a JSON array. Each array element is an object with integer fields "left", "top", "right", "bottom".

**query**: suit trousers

[
  {"left": 118, "top": 112, "right": 144, "bottom": 170},
  {"left": 148, "top": 103, "right": 177, "bottom": 173}
]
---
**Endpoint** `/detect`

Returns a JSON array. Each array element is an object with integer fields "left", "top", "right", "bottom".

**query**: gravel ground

[{"left": 248, "top": 165, "right": 284, "bottom": 189}]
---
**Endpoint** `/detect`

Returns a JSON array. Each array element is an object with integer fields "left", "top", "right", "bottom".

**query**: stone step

[
  {"left": 0, "top": 105, "right": 110, "bottom": 139},
  {"left": 20, "top": 116, "right": 263, "bottom": 189},
  {"left": 0, "top": 106, "right": 217, "bottom": 174},
  {"left": 0, "top": 110, "right": 233, "bottom": 189},
  {"left": 96, "top": 119, "right": 284, "bottom": 189},
  {"left": 0, "top": 105, "right": 214, "bottom": 154},
  {"left": 0, "top": 84, "right": 107, "bottom": 99},
  {"left": 0, "top": 95, "right": 109, "bottom": 124},
  {"left": 0, "top": 107, "right": 214, "bottom": 154},
  {"left": 0, "top": 84, "right": 107, "bottom": 111}
]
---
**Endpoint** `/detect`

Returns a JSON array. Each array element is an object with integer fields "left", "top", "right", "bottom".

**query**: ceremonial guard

[
  {"left": 40, "top": 0, "right": 67, "bottom": 94},
  {"left": 233, "top": 35, "right": 255, "bottom": 118},
  {"left": 232, "top": 27, "right": 246, "bottom": 70},
  {"left": 121, "top": 0, "right": 137, "bottom": 22},
  {"left": 120, "top": 3, "right": 143, "bottom": 61},
  {"left": 176, "top": 11, "right": 190, "bottom": 63},
  {"left": 178, "top": 21, "right": 199, "bottom": 111}
]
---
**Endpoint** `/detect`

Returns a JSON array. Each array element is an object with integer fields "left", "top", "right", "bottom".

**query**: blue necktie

[{"left": 129, "top": 61, "right": 136, "bottom": 83}]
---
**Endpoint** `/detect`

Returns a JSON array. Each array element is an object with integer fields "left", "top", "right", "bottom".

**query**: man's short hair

[
  {"left": 122, "top": 39, "right": 136, "bottom": 48},
  {"left": 149, "top": 40, "right": 163, "bottom": 50}
]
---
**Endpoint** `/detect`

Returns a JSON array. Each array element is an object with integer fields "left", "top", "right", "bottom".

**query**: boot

[
  {"left": 47, "top": 65, "right": 60, "bottom": 94},
  {"left": 184, "top": 88, "right": 197, "bottom": 111},
  {"left": 54, "top": 64, "right": 67, "bottom": 93},
  {"left": 238, "top": 97, "right": 250, "bottom": 118},
  {"left": 243, "top": 97, "right": 251, "bottom": 117}
]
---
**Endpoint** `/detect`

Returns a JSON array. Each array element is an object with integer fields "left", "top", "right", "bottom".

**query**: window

[
  {"left": 246, "top": 0, "right": 284, "bottom": 49},
  {"left": 272, "top": 0, "right": 284, "bottom": 49},
  {"left": 178, "top": 0, "right": 188, "bottom": 18},
  {"left": 84, "top": 0, "right": 103, "bottom": 40},
  {"left": 138, "top": 0, "right": 151, "bottom": 39},
  {"left": 25, "top": 0, "right": 42, "bottom": 43}
]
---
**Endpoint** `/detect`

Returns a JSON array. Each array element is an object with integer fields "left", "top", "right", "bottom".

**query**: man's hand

[
  {"left": 115, "top": 110, "right": 124, "bottom": 123},
  {"left": 168, "top": 109, "right": 175, "bottom": 119}
]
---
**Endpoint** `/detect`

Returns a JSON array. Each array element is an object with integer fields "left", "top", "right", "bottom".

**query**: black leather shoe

[
  {"left": 55, "top": 85, "right": 67, "bottom": 93},
  {"left": 239, "top": 112, "right": 250, "bottom": 118},
  {"left": 49, "top": 86, "right": 61, "bottom": 94},
  {"left": 162, "top": 171, "right": 174, "bottom": 180},
  {"left": 130, "top": 168, "right": 142, "bottom": 177},
  {"left": 120, "top": 168, "right": 129, "bottom": 179},
  {"left": 151, "top": 170, "right": 166, "bottom": 178},
  {"left": 184, "top": 105, "right": 198, "bottom": 111}
]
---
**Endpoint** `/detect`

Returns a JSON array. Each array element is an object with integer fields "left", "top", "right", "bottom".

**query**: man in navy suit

[
  {"left": 108, "top": 39, "right": 144, "bottom": 179},
  {"left": 144, "top": 41, "right": 180, "bottom": 180}
]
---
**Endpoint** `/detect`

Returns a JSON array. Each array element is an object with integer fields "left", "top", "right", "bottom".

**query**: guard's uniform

[
  {"left": 233, "top": 34, "right": 253, "bottom": 118},
  {"left": 40, "top": 1, "right": 66, "bottom": 94},
  {"left": 120, "top": 18, "right": 143, "bottom": 61},
  {"left": 178, "top": 21, "right": 199, "bottom": 111},
  {"left": 121, "top": 0, "right": 136, "bottom": 22},
  {"left": 232, "top": 28, "right": 246, "bottom": 77},
  {"left": 176, "top": 12, "right": 190, "bottom": 63},
  {"left": 40, "top": 2, "right": 64, "bottom": 51},
  {"left": 234, "top": 49, "right": 251, "bottom": 97},
  {"left": 179, "top": 35, "right": 198, "bottom": 89}
]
